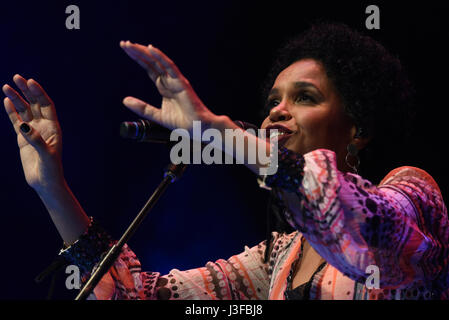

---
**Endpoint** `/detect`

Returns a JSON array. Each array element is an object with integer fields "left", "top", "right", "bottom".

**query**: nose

[{"left": 269, "top": 102, "right": 292, "bottom": 122}]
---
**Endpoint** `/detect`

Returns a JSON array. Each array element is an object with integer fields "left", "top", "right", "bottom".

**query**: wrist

[
  {"left": 33, "top": 175, "right": 69, "bottom": 200},
  {"left": 34, "top": 175, "right": 91, "bottom": 244},
  {"left": 209, "top": 115, "right": 237, "bottom": 133}
]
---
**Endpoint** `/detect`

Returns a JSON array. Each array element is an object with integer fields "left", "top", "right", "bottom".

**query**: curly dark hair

[
  {"left": 262, "top": 22, "right": 417, "bottom": 261},
  {"left": 261, "top": 22, "right": 416, "bottom": 185}
]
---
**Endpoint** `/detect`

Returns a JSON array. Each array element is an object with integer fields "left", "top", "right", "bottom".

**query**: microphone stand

[{"left": 75, "top": 162, "right": 187, "bottom": 300}]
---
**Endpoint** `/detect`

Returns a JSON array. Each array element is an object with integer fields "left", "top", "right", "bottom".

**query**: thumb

[
  {"left": 122, "top": 96, "right": 161, "bottom": 123},
  {"left": 19, "top": 122, "right": 48, "bottom": 154}
]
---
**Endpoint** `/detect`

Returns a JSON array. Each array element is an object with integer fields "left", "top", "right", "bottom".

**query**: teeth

[{"left": 269, "top": 130, "right": 285, "bottom": 139}]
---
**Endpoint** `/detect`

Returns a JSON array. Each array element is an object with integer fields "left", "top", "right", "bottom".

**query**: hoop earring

[{"left": 345, "top": 143, "right": 360, "bottom": 174}]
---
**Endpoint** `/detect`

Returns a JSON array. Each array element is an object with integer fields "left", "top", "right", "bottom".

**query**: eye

[
  {"left": 296, "top": 93, "right": 316, "bottom": 103},
  {"left": 266, "top": 98, "right": 280, "bottom": 110}
]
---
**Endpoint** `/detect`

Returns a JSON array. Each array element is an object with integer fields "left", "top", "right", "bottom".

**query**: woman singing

[{"left": 3, "top": 23, "right": 448, "bottom": 300}]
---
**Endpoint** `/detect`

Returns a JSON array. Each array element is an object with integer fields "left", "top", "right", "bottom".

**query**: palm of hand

[
  {"left": 18, "top": 118, "right": 62, "bottom": 188},
  {"left": 156, "top": 75, "right": 206, "bottom": 130},
  {"left": 3, "top": 75, "right": 64, "bottom": 191},
  {"left": 121, "top": 41, "right": 214, "bottom": 132}
]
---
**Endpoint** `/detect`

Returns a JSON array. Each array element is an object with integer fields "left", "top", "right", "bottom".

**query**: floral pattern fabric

[{"left": 60, "top": 148, "right": 448, "bottom": 300}]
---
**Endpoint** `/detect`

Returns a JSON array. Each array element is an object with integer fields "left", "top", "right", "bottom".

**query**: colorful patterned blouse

[{"left": 60, "top": 148, "right": 449, "bottom": 300}]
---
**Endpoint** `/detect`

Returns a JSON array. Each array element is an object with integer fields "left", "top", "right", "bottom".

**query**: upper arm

[
  {"left": 140, "top": 234, "right": 280, "bottom": 300},
  {"left": 61, "top": 219, "right": 277, "bottom": 300},
  {"left": 266, "top": 148, "right": 449, "bottom": 288}
]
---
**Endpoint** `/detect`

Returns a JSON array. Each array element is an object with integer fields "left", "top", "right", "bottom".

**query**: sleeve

[
  {"left": 264, "top": 147, "right": 449, "bottom": 291},
  {"left": 59, "top": 219, "right": 279, "bottom": 300}
]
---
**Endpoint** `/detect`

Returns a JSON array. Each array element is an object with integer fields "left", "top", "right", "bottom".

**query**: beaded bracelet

[
  {"left": 264, "top": 147, "right": 305, "bottom": 193},
  {"left": 59, "top": 217, "right": 115, "bottom": 276}
]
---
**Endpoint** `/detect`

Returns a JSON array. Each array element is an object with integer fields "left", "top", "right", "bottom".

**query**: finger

[
  {"left": 122, "top": 96, "right": 162, "bottom": 124},
  {"left": 131, "top": 42, "right": 165, "bottom": 74},
  {"left": 120, "top": 41, "right": 160, "bottom": 82},
  {"left": 121, "top": 41, "right": 163, "bottom": 71},
  {"left": 27, "top": 79, "right": 57, "bottom": 120},
  {"left": 13, "top": 74, "right": 37, "bottom": 104},
  {"left": 2, "top": 84, "right": 33, "bottom": 122},
  {"left": 18, "top": 122, "right": 48, "bottom": 155},
  {"left": 148, "top": 45, "right": 182, "bottom": 79},
  {"left": 3, "top": 97, "right": 22, "bottom": 135},
  {"left": 13, "top": 74, "right": 43, "bottom": 119},
  {"left": 123, "top": 41, "right": 162, "bottom": 82},
  {"left": 121, "top": 42, "right": 155, "bottom": 73}
]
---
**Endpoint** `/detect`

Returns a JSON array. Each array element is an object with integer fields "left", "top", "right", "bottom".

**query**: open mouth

[{"left": 265, "top": 125, "right": 294, "bottom": 147}]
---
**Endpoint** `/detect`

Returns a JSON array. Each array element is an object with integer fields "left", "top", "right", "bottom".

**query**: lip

[
  {"left": 265, "top": 124, "right": 294, "bottom": 135},
  {"left": 264, "top": 124, "right": 295, "bottom": 147}
]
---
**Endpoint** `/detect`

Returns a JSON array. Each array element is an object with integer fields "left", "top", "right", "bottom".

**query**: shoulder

[
  {"left": 265, "top": 231, "right": 299, "bottom": 256},
  {"left": 379, "top": 166, "right": 444, "bottom": 202},
  {"left": 379, "top": 166, "right": 442, "bottom": 195},
  {"left": 269, "top": 230, "right": 299, "bottom": 246},
  {"left": 378, "top": 166, "right": 447, "bottom": 222}
]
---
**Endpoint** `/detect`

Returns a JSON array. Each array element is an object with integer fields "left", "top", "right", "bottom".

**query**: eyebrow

[{"left": 268, "top": 81, "right": 324, "bottom": 97}]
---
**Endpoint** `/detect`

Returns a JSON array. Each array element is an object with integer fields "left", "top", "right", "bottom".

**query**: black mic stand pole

[{"left": 75, "top": 162, "right": 187, "bottom": 300}]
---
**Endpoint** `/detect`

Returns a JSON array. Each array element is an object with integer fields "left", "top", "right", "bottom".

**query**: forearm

[
  {"left": 211, "top": 115, "right": 271, "bottom": 175},
  {"left": 35, "top": 179, "right": 90, "bottom": 245},
  {"left": 265, "top": 148, "right": 444, "bottom": 287}
]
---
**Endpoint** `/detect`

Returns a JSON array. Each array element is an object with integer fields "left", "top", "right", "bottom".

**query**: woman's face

[{"left": 261, "top": 59, "right": 358, "bottom": 171}]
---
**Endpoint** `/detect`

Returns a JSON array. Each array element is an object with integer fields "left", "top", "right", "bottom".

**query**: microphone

[{"left": 120, "top": 119, "right": 258, "bottom": 143}]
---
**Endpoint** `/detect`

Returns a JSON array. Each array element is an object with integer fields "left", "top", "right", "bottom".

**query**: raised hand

[
  {"left": 120, "top": 41, "right": 220, "bottom": 133},
  {"left": 3, "top": 75, "right": 64, "bottom": 192}
]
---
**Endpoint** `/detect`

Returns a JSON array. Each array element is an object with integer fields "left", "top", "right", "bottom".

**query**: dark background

[{"left": 0, "top": 1, "right": 447, "bottom": 299}]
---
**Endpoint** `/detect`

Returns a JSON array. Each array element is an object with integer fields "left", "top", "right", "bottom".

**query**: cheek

[
  {"left": 291, "top": 106, "right": 349, "bottom": 151},
  {"left": 293, "top": 108, "right": 329, "bottom": 133},
  {"left": 261, "top": 117, "right": 270, "bottom": 129},
  {"left": 298, "top": 110, "right": 349, "bottom": 152},
  {"left": 282, "top": 110, "right": 327, "bottom": 153}
]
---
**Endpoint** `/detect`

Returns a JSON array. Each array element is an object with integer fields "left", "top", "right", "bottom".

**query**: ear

[{"left": 350, "top": 125, "right": 372, "bottom": 151}]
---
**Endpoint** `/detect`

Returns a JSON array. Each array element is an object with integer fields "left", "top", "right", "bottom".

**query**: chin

[
  {"left": 281, "top": 141, "right": 302, "bottom": 154},
  {"left": 276, "top": 134, "right": 297, "bottom": 151}
]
